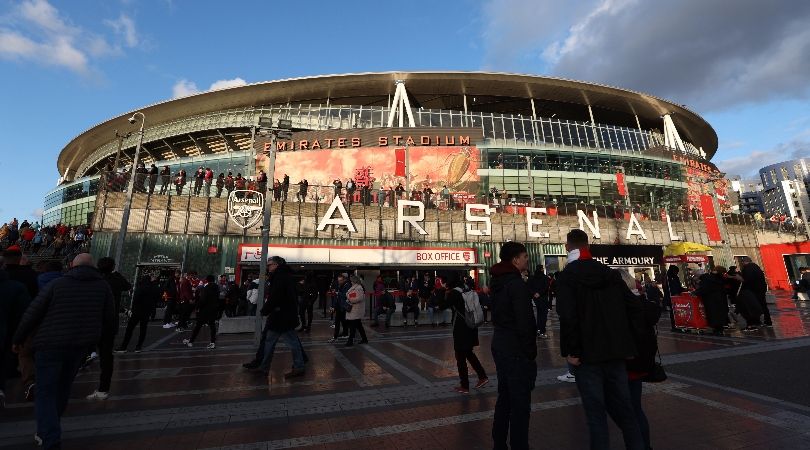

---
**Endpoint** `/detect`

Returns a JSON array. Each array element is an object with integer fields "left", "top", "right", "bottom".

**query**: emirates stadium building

[{"left": 46, "top": 71, "right": 785, "bottom": 288}]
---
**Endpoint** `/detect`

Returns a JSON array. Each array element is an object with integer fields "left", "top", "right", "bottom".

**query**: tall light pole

[
  {"left": 111, "top": 130, "right": 133, "bottom": 173},
  {"left": 113, "top": 112, "right": 146, "bottom": 271},
  {"left": 252, "top": 121, "right": 291, "bottom": 345}
]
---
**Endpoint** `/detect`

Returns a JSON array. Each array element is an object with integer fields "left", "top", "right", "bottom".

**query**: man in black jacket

[
  {"left": 12, "top": 253, "right": 116, "bottom": 450},
  {"left": 739, "top": 257, "right": 771, "bottom": 326},
  {"left": 0, "top": 263, "right": 31, "bottom": 408},
  {"left": 256, "top": 256, "right": 306, "bottom": 378},
  {"left": 183, "top": 275, "right": 220, "bottom": 349},
  {"left": 87, "top": 257, "right": 131, "bottom": 401},
  {"left": 555, "top": 229, "right": 644, "bottom": 449},
  {"left": 527, "top": 265, "right": 551, "bottom": 339},
  {"left": 116, "top": 275, "right": 160, "bottom": 353},
  {"left": 490, "top": 241, "right": 536, "bottom": 450}
]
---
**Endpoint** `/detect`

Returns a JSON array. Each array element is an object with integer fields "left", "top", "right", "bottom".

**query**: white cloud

[
  {"left": 172, "top": 77, "right": 248, "bottom": 98},
  {"left": 0, "top": 0, "right": 136, "bottom": 75},
  {"left": 104, "top": 13, "right": 138, "bottom": 48},
  {"left": 715, "top": 139, "right": 809, "bottom": 178},
  {"left": 480, "top": 0, "right": 810, "bottom": 111},
  {"left": 209, "top": 77, "right": 247, "bottom": 91},
  {"left": 172, "top": 79, "right": 199, "bottom": 98},
  {"left": 29, "top": 208, "right": 44, "bottom": 219}
]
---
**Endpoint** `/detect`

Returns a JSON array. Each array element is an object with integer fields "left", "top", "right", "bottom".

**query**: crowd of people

[
  {"left": 0, "top": 218, "right": 91, "bottom": 257},
  {"left": 0, "top": 226, "right": 788, "bottom": 450}
]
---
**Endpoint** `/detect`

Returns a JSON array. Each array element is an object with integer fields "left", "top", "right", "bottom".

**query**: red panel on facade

[
  {"left": 616, "top": 172, "right": 626, "bottom": 197},
  {"left": 700, "top": 194, "right": 722, "bottom": 241},
  {"left": 758, "top": 241, "right": 810, "bottom": 290},
  {"left": 395, "top": 147, "right": 406, "bottom": 177}
]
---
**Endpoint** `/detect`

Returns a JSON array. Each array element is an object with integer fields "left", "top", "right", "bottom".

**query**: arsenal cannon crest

[{"left": 228, "top": 190, "right": 264, "bottom": 229}]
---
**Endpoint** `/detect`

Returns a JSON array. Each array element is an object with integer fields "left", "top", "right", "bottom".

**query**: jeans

[
  {"left": 534, "top": 299, "right": 548, "bottom": 334},
  {"left": 572, "top": 360, "right": 645, "bottom": 450},
  {"left": 333, "top": 309, "right": 348, "bottom": 339},
  {"left": 428, "top": 307, "right": 446, "bottom": 325},
  {"left": 177, "top": 303, "right": 192, "bottom": 329},
  {"left": 492, "top": 350, "right": 537, "bottom": 450},
  {"left": 455, "top": 349, "right": 487, "bottom": 389},
  {"left": 120, "top": 315, "right": 149, "bottom": 350},
  {"left": 163, "top": 300, "right": 177, "bottom": 325},
  {"left": 628, "top": 380, "right": 651, "bottom": 449},
  {"left": 259, "top": 329, "right": 306, "bottom": 371},
  {"left": 371, "top": 307, "right": 394, "bottom": 326},
  {"left": 402, "top": 305, "right": 420, "bottom": 324},
  {"left": 190, "top": 319, "right": 217, "bottom": 343},
  {"left": 346, "top": 319, "right": 367, "bottom": 344},
  {"left": 35, "top": 349, "right": 86, "bottom": 449},
  {"left": 299, "top": 301, "right": 314, "bottom": 330},
  {"left": 98, "top": 336, "right": 115, "bottom": 393}
]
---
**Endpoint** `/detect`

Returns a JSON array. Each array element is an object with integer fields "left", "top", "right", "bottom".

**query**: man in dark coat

[
  {"left": 739, "top": 257, "right": 771, "bottom": 326},
  {"left": 116, "top": 275, "right": 159, "bottom": 353},
  {"left": 0, "top": 264, "right": 31, "bottom": 408},
  {"left": 555, "top": 229, "right": 644, "bottom": 450},
  {"left": 694, "top": 266, "right": 728, "bottom": 335},
  {"left": 87, "top": 257, "right": 131, "bottom": 401},
  {"left": 490, "top": 241, "right": 536, "bottom": 450},
  {"left": 12, "top": 253, "right": 116, "bottom": 449},
  {"left": 256, "top": 256, "right": 306, "bottom": 378},
  {"left": 527, "top": 265, "right": 551, "bottom": 338},
  {"left": 2, "top": 246, "right": 38, "bottom": 400},
  {"left": 441, "top": 276, "right": 488, "bottom": 393},
  {"left": 3, "top": 246, "right": 38, "bottom": 298},
  {"left": 184, "top": 275, "right": 220, "bottom": 349}
]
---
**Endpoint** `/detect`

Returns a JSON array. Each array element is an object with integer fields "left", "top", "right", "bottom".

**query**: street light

[
  {"left": 112, "top": 112, "right": 146, "bottom": 271},
  {"left": 252, "top": 120, "right": 292, "bottom": 345}
]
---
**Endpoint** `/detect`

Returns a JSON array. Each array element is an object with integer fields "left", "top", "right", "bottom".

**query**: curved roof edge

[{"left": 57, "top": 71, "right": 718, "bottom": 178}]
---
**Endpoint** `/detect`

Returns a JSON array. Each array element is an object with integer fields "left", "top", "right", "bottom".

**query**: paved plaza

[{"left": 3, "top": 294, "right": 810, "bottom": 449}]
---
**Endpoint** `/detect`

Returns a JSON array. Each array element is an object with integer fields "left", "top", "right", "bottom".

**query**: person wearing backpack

[{"left": 440, "top": 276, "right": 488, "bottom": 394}]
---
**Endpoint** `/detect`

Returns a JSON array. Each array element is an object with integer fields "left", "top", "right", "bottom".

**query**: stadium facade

[{"left": 45, "top": 72, "right": 803, "bottom": 288}]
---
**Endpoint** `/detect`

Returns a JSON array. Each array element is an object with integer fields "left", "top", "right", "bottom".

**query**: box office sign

[{"left": 238, "top": 244, "right": 477, "bottom": 266}]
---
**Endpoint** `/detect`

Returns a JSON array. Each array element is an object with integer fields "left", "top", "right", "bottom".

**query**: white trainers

[
  {"left": 182, "top": 339, "right": 192, "bottom": 347},
  {"left": 34, "top": 434, "right": 42, "bottom": 446},
  {"left": 163, "top": 323, "right": 176, "bottom": 329},
  {"left": 86, "top": 390, "right": 109, "bottom": 400},
  {"left": 207, "top": 343, "right": 216, "bottom": 349},
  {"left": 556, "top": 372, "right": 576, "bottom": 383}
]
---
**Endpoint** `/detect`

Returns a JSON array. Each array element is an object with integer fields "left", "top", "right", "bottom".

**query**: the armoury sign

[
  {"left": 228, "top": 190, "right": 264, "bottom": 229},
  {"left": 254, "top": 127, "right": 484, "bottom": 152}
]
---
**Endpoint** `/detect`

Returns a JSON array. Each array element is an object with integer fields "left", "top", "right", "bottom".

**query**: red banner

[
  {"left": 616, "top": 172, "right": 627, "bottom": 197},
  {"left": 395, "top": 148, "right": 406, "bottom": 177},
  {"left": 700, "top": 194, "right": 722, "bottom": 241}
]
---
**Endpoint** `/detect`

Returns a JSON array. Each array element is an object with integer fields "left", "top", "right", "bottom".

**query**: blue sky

[{"left": 1, "top": 0, "right": 808, "bottom": 223}]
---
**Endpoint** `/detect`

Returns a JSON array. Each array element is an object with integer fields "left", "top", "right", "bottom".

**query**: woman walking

[
  {"left": 344, "top": 275, "right": 368, "bottom": 347},
  {"left": 441, "top": 276, "right": 488, "bottom": 394}
]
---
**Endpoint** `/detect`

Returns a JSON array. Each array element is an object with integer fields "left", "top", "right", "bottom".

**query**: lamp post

[
  {"left": 252, "top": 120, "right": 292, "bottom": 345},
  {"left": 112, "top": 112, "right": 146, "bottom": 271},
  {"left": 112, "top": 130, "right": 133, "bottom": 173}
]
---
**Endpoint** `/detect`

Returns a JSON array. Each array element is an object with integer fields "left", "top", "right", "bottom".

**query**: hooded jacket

[
  {"left": 556, "top": 257, "right": 640, "bottom": 363},
  {"left": 489, "top": 261, "right": 537, "bottom": 360},
  {"left": 261, "top": 264, "right": 299, "bottom": 331},
  {"left": 13, "top": 265, "right": 116, "bottom": 351}
]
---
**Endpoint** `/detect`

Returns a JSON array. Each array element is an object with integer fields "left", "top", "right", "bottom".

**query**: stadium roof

[{"left": 57, "top": 71, "right": 718, "bottom": 177}]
